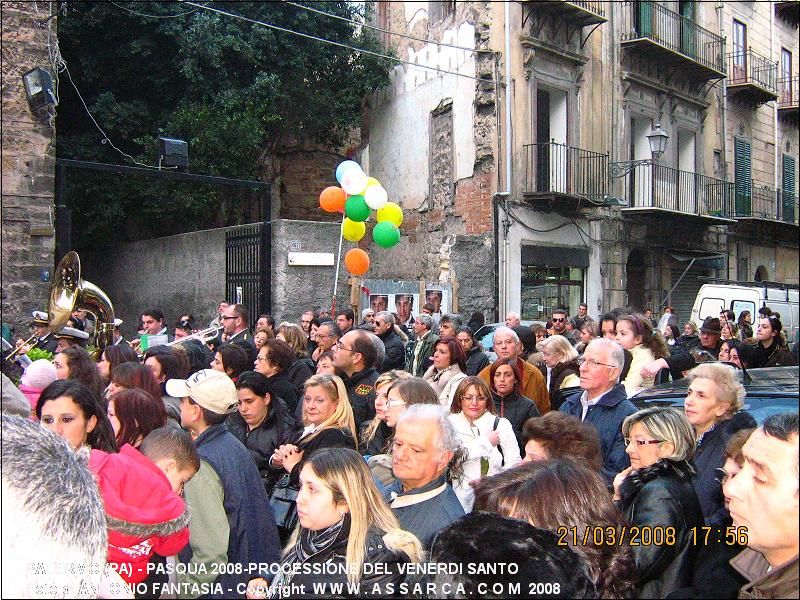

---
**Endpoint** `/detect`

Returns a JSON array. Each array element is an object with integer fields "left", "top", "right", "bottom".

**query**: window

[
  {"left": 732, "top": 20, "right": 747, "bottom": 83},
  {"left": 781, "top": 49, "right": 793, "bottom": 105},
  {"left": 734, "top": 137, "right": 752, "bottom": 216},
  {"left": 429, "top": 1, "right": 455, "bottom": 22},
  {"left": 520, "top": 266, "right": 585, "bottom": 321},
  {"left": 783, "top": 154, "right": 796, "bottom": 223}
]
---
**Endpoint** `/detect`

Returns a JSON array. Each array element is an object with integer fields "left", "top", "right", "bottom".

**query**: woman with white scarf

[{"left": 422, "top": 336, "right": 468, "bottom": 409}]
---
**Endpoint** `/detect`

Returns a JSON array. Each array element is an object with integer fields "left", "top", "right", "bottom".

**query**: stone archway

[
  {"left": 626, "top": 248, "right": 647, "bottom": 311},
  {"left": 754, "top": 265, "right": 769, "bottom": 282}
]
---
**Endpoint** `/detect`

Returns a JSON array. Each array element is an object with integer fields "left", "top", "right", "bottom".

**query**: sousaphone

[{"left": 49, "top": 251, "right": 115, "bottom": 349}]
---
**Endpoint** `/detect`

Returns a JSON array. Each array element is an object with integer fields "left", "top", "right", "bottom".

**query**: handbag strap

[{"left": 492, "top": 416, "right": 504, "bottom": 467}]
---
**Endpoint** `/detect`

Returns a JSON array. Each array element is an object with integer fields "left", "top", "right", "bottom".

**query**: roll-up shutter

[{"left": 670, "top": 265, "right": 711, "bottom": 324}]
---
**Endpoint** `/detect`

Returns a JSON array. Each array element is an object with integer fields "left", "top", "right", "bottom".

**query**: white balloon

[
  {"left": 364, "top": 184, "right": 388, "bottom": 210},
  {"left": 341, "top": 168, "right": 368, "bottom": 196}
]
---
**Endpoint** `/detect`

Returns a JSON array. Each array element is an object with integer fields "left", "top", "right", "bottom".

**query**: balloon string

[{"left": 331, "top": 213, "right": 346, "bottom": 315}]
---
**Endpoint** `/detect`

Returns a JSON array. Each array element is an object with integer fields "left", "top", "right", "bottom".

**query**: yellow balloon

[
  {"left": 342, "top": 218, "right": 366, "bottom": 242},
  {"left": 366, "top": 176, "right": 380, "bottom": 188},
  {"left": 376, "top": 202, "right": 403, "bottom": 227}
]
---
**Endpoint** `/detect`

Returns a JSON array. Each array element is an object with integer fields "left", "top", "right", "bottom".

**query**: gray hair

[
  {"left": 397, "top": 404, "right": 460, "bottom": 455},
  {"left": 375, "top": 311, "right": 395, "bottom": 326},
  {"left": 538, "top": 335, "right": 579, "bottom": 362},
  {"left": 440, "top": 313, "right": 463, "bottom": 328},
  {"left": 623, "top": 407, "right": 696, "bottom": 462},
  {"left": 1, "top": 414, "right": 107, "bottom": 597},
  {"left": 687, "top": 363, "right": 745, "bottom": 418},
  {"left": 416, "top": 314, "right": 434, "bottom": 331},
  {"left": 585, "top": 338, "right": 625, "bottom": 377},
  {"left": 368, "top": 332, "right": 386, "bottom": 370},
  {"left": 493, "top": 326, "right": 520, "bottom": 344}
]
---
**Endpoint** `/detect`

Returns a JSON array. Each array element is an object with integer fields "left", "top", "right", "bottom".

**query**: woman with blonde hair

[
  {"left": 361, "top": 370, "right": 411, "bottom": 456},
  {"left": 268, "top": 374, "right": 357, "bottom": 542},
  {"left": 536, "top": 335, "right": 581, "bottom": 411},
  {"left": 684, "top": 363, "right": 755, "bottom": 525},
  {"left": 248, "top": 448, "right": 421, "bottom": 598},
  {"left": 612, "top": 407, "right": 704, "bottom": 598}
]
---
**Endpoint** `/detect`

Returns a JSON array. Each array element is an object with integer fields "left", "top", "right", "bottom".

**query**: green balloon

[
  {"left": 373, "top": 221, "right": 401, "bottom": 248},
  {"left": 345, "top": 195, "right": 370, "bottom": 222}
]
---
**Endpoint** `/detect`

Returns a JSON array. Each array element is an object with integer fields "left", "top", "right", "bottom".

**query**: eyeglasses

[
  {"left": 577, "top": 356, "right": 618, "bottom": 369},
  {"left": 551, "top": 317, "right": 565, "bottom": 323},
  {"left": 385, "top": 398, "right": 406, "bottom": 409},
  {"left": 335, "top": 341, "right": 357, "bottom": 353},
  {"left": 255, "top": 355, "right": 269, "bottom": 362},
  {"left": 461, "top": 395, "right": 488, "bottom": 404},
  {"left": 624, "top": 438, "right": 663, "bottom": 447},
  {"left": 221, "top": 315, "right": 238, "bottom": 320},
  {"left": 715, "top": 468, "right": 734, "bottom": 485}
]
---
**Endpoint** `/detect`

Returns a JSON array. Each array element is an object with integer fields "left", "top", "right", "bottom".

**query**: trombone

[{"left": 4, "top": 333, "right": 39, "bottom": 364}]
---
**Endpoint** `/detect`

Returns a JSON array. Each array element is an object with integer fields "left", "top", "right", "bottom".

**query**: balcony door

[
  {"left": 679, "top": 1, "right": 696, "bottom": 58},
  {"left": 677, "top": 129, "right": 696, "bottom": 212},
  {"left": 631, "top": 117, "right": 654, "bottom": 207},
  {"left": 781, "top": 49, "right": 793, "bottom": 105},
  {"left": 783, "top": 154, "right": 796, "bottom": 223},
  {"left": 734, "top": 137, "right": 752, "bottom": 216},
  {"left": 535, "top": 87, "right": 568, "bottom": 193},
  {"left": 732, "top": 20, "right": 747, "bottom": 84}
]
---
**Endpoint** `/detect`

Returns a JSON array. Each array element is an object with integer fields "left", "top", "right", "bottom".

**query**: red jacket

[{"left": 90, "top": 445, "right": 190, "bottom": 584}]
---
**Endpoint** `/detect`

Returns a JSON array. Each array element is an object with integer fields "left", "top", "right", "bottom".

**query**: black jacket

[
  {"left": 268, "top": 371, "right": 300, "bottom": 415},
  {"left": 540, "top": 359, "right": 580, "bottom": 411},
  {"left": 692, "top": 412, "right": 756, "bottom": 526},
  {"left": 666, "top": 341, "right": 722, "bottom": 375},
  {"left": 286, "top": 357, "right": 315, "bottom": 398},
  {"left": 361, "top": 420, "right": 393, "bottom": 457},
  {"left": 490, "top": 390, "right": 540, "bottom": 453},
  {"left": 285, "top": 427, "right": 357, "bottom": 487},
  {"left": 753, "top": 341, "right": 798, "bottom": 368},
  {"left": 619, "top": 459, "right": 705, "bottom": 599},
  {"left": 226, "top": 400, "right": 298, "bottom": 493},
  {"left": 343, "top": 367, "right": 379, "bottom": 428},
  {"left": 378, "top": 329, "right": 406, "bottom": 373},
  {"left": 465, "top": 346, "right": 491, "bottom": 377},
  {"left": 274, "top": 522, "right": 417, "bottom": 598}
]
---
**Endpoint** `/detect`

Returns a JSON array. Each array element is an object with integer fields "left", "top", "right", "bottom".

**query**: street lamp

[{"left": 609, "top": 123, "right": 670, "bottom": 178}]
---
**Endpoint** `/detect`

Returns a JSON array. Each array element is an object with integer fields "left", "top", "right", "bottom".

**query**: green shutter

[
  {"left": 735, "top": 138, "right": 752, "bottom": 216},
  {"left": 637, "top": 1, "right": 653, "bottom": 38},
  {"left": 783, "top": 154, "right": 796, "bottom": 223},
  {"left": 680, "top": 1, "right": 697, "bottom": 58}
]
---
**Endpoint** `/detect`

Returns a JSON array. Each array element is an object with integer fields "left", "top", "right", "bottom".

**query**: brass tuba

[{"left": 49, "top": 251, "right": 115, "bottom": 349}]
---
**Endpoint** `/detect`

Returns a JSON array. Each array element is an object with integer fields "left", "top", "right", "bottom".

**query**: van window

[
  {"left": 699, "top": 297, "right": 726, "bottom": 320},
  {"left": 732, "top": 301, "right": 756, "bottom": 319}
]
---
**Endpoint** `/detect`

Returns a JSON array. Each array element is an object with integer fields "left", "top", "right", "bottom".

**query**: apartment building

[{"left": 362, "top": 1, "right": 798, "bottom": 323}]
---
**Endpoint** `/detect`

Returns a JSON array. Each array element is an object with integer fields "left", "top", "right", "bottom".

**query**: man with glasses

[
  {"left": 374, "top": 311, "right": 405, "bottom": 373},
  {"left": 311, "top": 321, "right": 340, "bottom": 363},
  {"left": 221, "top": 303, "right": 252, "bottom": 344},
  {"left": 332, "top": 329, "right": 379, "bottom": 427},
  {"left": 559, "top": 338, "right": 637, "bottom": 484},
  {"left": 551, "top": 308, "right": 576, "bottom": 346}
]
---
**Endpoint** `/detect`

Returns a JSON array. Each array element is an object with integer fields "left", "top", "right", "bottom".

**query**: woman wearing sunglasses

[{"left": 612, "top": 407, "right": 704, "bottom": 598}]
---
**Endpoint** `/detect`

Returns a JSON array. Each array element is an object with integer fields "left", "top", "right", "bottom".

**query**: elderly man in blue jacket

[{"left": 559, "top": 339, "right": 638, "bottom": 485}]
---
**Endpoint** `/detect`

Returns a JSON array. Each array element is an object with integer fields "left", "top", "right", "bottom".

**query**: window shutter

[
  {"left": 734, "top": 137, "right": 752, "bottom": 216},
  {"left": 783, "top": 154, "right": 796, "bottom": 223}
]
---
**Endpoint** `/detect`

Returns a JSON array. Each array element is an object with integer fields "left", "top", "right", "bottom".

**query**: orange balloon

[
  {"left": 344, "top": 248, "right": 370, "bottom": 276},
  {"left": 320, "top": 186, "right": 346, "bottom": 213}
]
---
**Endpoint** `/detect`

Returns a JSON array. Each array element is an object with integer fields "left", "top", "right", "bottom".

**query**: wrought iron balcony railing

[
  {"left": 622, "top": 163, "right": 733, "bottom": 218},
  {"left": 524, "top": 141, "right": 609, "bottom": 199},
  {"left": 778, "top": 76, "right": 799, "bottom": 109},
  {"left": 620, "top": 1, "right": 726, "bottom": 76},
  {"left": 727, "top": 49, "right": 778, "bottom": 93},
  {"left": 733, "top": 183, "right": 797, "bottom": 225}
]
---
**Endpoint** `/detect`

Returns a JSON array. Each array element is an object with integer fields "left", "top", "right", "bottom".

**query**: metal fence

[
  {"left": 727, "top": 49, "right": 778, "bottom": 91},
  {"left": 620, "top": 1, "right": 726, "bottom": 74},
  {"left": 624, "top": 163, "right": 733, "bottom": 217},
  {"left": 778, "top": 75, "right": 799, "bottom": 109},
  {"left": 567, "top": 0, "right": 605, "bottom": 18},
  {"left": 225, "top": 223, "right": 271, "bottom": 317},
  {"left": 524, "top": 141, "right": 609, "bottom": 199}
]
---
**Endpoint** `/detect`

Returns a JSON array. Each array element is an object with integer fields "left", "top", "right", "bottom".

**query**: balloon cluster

[{"left": 319, "top": 160, "right": 403, "bottom": 276}]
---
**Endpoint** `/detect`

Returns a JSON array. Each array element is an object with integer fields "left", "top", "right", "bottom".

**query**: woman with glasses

[
  {"left": 612, "top": 407, "right": 704, "bottom": 598},
  {"left": 753, "top": 315, "right": 797, "bottom": 367},
  {"left": 422, "top": 337, "right": 468, "bottom": 408},
  {"left": 536, "top": 335, "right": 581, "bottom": 411},
  {"left": 615, "top": 313, "right": 670, "bottom": 396},
  {"left": 488, "top": 358, "right": 540, "bottom": 452},
  {"left": 447, "top": 377, "right": 521, "bottom": 511},
  {"left": 455, "top": 327, "right": 490, "bottom": 376},
  {"left": 360, "top": 370, "right": 411, "bottom": 457},
  {"left": 683, "top": 363, "right": 755, "bottom": 526},
  {"left": 254, "top": 339, "right": 301, "bottom": 415}
]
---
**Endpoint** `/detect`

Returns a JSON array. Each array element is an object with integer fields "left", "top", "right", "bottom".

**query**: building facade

[{"left": 362, "top": 0, "right": 798, "bottom": 324}]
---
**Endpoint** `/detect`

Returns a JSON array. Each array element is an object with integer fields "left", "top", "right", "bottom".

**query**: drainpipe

[
  {"left": 770, "top": 0, "right": 778, "bottom": 196},
  {"left": 501, "top": 0, "right": 513, "bottom": 316},
  {"left": 717, "top": 3, "right": 728, "bottom": 200}
]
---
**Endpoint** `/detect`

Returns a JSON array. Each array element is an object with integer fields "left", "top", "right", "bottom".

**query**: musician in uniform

[
  {"left": 54, "top": 327, "right": 90, "bottom": 353},
  {"left": 30, "top": 311, "right": 59, "bottom": 354},
  {"left": 112, "top": 319, "right": 129, "bottom": 346}
]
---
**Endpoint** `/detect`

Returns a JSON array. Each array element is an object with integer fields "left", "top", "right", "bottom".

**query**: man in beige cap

[{"left": 165, "top": 370, "right": 280, "bottom": 595}]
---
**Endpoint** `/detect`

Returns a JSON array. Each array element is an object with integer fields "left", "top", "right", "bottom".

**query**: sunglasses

[{"left": 552, "top": 317, "right": 565, "bottom": 323}]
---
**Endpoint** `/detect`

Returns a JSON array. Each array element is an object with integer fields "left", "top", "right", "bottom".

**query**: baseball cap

[{"left": 165, "top": 369, "right": 238, "bottom": 415}]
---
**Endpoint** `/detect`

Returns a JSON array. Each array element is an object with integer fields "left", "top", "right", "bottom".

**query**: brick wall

[
  {"left": 276, "top": 149, "right": 346, "bottom": 222},
  {"left": 1, "top": 1, "right": 56, "bottom": 339},
  {"left": 454, "top": 170, "right": 494, "bottom": 234}
]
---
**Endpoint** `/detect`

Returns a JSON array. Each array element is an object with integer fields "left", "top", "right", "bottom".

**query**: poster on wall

[
  {"left": 362, "top": 279, "right": 451, "bottom": 328},
  {"left": 423, "top": 286, "right": 450, "bottom": 319}
]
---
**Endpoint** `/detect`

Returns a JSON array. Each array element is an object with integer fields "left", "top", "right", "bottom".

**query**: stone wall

[{"left": 0, "top": 1, "right": 57, "bottom": 339}]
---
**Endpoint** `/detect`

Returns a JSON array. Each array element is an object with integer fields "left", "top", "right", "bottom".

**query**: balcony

[
  {"left": 778, "top": 76, "right": 799, "bottom": 118},
  {"left": 727, "top": 50, "right": 779, "bottom": 105},
  {"left": 523, "top": 141, "right": 609, "bottom": 209},
  {"left": 618, "top": 163, "right": 734, "bottom": 223},
  {"left": 775, "top": 1, "right": 799, "bottom": 27},
  {"left": 731, "top": 183, "right": 798, "bottom": 239},
  {"left": 521, "top": 0, "right": 607, "bottom": 28},
  {"left": 620, "top": 1, "right": 726, "bottom": 82}
]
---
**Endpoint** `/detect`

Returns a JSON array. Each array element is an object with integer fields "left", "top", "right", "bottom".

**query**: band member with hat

[
  {"left": 112, "top": 319, "right": 129, "bottom": 346},
  {"left": 29, "top": 311, "right": 59, "bottom": 354},
  {"left": 55, "top": 327, "right": 90, "bottom": 353}
]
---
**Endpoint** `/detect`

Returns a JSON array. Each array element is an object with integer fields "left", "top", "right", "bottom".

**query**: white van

[{"left": 691, "top": 281, "right": 799, "bottom": 345}]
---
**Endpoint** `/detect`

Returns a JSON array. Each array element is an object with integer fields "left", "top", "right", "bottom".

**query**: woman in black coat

[
  {"left": 255, "top": 339, "right": 302, "bottom": 414},
  {"left": 613, "top": 407, "right": 705, "bottom": 599},
  {"left": 249, "top": 448, "right": 422, "bottom": 598},
  {"left": 488, "top": 358, "right": 540, "bottom": 452},
  {"left": 227, "top": 371, "right": 298, "bottom": 493},
  {"left": 455, "top": 327, "right": 491, "bottom": 376}
]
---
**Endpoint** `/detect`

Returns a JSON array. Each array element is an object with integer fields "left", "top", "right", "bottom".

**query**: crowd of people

[{"left": 1, "top": 299, "right": 797, "bottom": 600}]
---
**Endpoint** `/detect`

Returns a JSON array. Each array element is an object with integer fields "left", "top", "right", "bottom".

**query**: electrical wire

[
  {"left": 181, "top": 1, "right": 497, "bottom": 85},
  {"left": 110, "top": 1, "right": 197, "bottom": 19},
  {"left": 283, "top": 1, "right": 477, "bottom": 54}
]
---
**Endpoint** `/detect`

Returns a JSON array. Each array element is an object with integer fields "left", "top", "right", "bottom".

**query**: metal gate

[
  {"left": 225, "top": 223, "right": 271, "bottom": 317},
  {"left": 669, "top": 265, "right": 711, "bottom": 325}
]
